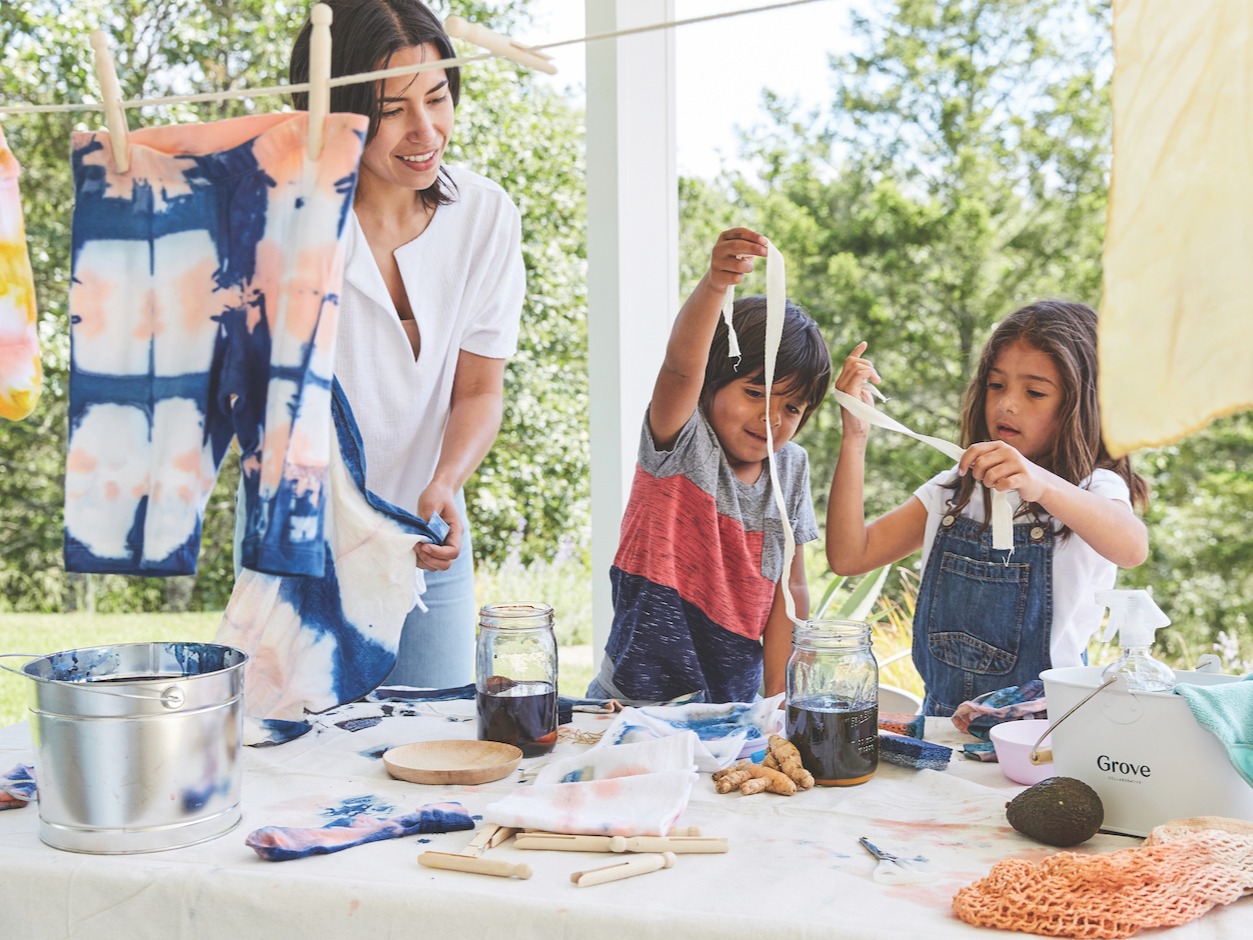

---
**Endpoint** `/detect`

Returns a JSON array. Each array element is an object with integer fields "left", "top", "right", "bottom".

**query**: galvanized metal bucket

[{"left": 3, "top": 642, "right": 247, "bottom": 854}]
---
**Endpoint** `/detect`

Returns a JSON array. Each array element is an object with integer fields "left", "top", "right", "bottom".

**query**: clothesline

[{"left": 0, "top": 0, "right": 827, "bottom": 116}]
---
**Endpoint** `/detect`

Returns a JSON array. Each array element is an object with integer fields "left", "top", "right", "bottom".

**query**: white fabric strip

[
  {"left": 831, "top": 389, "right": 1014, "bottom": 551},
  {"left": 720, "top": 286, "right": 741, "bottom": 360},
  {"left": 760, "top": 240, "right": 802, "bottom": 622}
]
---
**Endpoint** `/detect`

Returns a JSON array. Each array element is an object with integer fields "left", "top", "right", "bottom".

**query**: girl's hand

[
  {"left": 706, "top": 228, "right": 768, "bottom": 292},
  {"left": 834, "top": 341, "right": 882, "bottom": 438},
  {"left": 959, "top": 441, "right": 1052, "bottom": 504},
  {"left": 414, "top": 482, "right": 463, "bottom": 570}
]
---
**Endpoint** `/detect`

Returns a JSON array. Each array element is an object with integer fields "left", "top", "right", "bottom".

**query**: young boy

[{"left": 587, "top": 228, "right": 832, "bottom": 704}]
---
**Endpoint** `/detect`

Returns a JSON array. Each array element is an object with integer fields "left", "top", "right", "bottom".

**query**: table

[{"left": 1, "top": 700, "right": 1249, "bottom": 940}]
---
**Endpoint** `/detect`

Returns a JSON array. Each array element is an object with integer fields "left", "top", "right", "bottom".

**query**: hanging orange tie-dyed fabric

[{"left": 1100, "top": 0, "right": 1253, "bottom": 456}]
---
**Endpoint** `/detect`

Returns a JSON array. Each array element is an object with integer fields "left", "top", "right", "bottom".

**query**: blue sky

[{"left": 514, "top": 0, "right": 854, "bottom": 178}]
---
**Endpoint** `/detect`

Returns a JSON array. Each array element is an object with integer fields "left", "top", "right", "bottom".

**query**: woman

[{"left": 289, "top": 0, "right": 525, "bottom": 687}]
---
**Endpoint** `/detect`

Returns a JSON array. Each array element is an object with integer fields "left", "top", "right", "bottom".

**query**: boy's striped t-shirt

[{"left": 604, "top": 409, "right": 817, "bottom": 703}]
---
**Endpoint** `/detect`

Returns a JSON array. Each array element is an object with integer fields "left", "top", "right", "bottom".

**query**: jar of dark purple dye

[
  {"left": 475, "top": 604, "right": 558, "bottom": 757},
  {"left": 786, "top": 620, "right": 879, "bottom": 786}
]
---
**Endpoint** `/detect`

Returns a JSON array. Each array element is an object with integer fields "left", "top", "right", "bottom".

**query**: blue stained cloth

[
  {"left": 1174, "top": 676, "right": 1253, "bottom": 786},
  {"left": 245, "top": 801, "right": 475, "bottom": 861},
  {"left": 0, "top": 763, "right": 36, "bottom": 809}
]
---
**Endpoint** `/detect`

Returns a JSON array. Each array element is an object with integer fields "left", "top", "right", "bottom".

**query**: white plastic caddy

[{"left": 1040, "top": 666, "right": 1253, "bottom": 837}]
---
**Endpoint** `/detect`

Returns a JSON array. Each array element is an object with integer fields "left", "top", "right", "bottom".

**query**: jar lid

[
  {"left": 478, "top": 603, "right": 554, "bottom": 629},
  {"left": 792, "top": 619, "right": 872, "bottom": 647}
]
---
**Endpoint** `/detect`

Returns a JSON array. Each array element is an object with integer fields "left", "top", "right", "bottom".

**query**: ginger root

[
  {"left": 763, "top": 734, "right": 814, "bottom": 790},
  {"left": 712, "top": 760, "right": 797, "bottom": 796}
]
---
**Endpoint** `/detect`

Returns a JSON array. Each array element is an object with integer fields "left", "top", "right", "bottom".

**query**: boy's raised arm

[{"left": 649, "top": 228, "right": 768, "bottom": 449}]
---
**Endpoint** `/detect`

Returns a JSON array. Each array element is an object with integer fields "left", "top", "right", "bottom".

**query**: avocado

[{"left": 1005, "top": 776, "right": 1104, "bottom": 847}]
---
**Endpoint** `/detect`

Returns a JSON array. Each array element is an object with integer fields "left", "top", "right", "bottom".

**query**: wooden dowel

[
  {"left": 610, "top": 836, "right": 728, "bottom": 854},
  {"left": 514, "top": 832, "right": 728, "bottom": 853}
]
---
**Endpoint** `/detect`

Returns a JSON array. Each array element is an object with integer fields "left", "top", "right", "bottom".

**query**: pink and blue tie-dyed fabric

[
  {"left": 63, "top": 111, "right": 365, "bottom": 577},
  {"left": 0, "top": 125, "right": 41, "bottom": 422},
  {"left": 245, "top": 800, "right": 473, "bottom": 861},
  {"left": 218, "top": 379, "right": 449, "bottom": 737}
]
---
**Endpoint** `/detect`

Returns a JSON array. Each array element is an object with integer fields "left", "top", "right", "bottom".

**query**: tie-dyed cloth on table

[
  {"left": 218, "top": 380, "right": 448, "bottom": 744},
  {"left": 0, "top": 763, "right": 35, "bottom": 810},
  {"left": 951, "top": 680, "right": 1047, "bottom": 761},
  {"left": 596, "top": 694, "right": 786, "bottom": 772},
  {"left": 245, "top": 800, "right": 474, "bottom": 861},
  {"left": 368, "top": 684, "right": 622, "bottom": 727},
  {"left": 484, "top": 734, "right": 698, "bottom": 836}
]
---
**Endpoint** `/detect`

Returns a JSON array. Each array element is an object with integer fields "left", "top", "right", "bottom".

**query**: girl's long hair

[{"left": 948, "top": 300, "right": 1149, "bottom": 528}]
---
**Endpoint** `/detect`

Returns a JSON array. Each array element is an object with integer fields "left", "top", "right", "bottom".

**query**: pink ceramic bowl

[{"left": 989, "top": 719, "right": 1055, "bottom": 786}]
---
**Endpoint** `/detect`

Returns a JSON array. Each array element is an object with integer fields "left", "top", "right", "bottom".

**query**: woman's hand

[
  {"left": 706, "top": 228, "right": 767, "bottom": 292},
  {"left": 959, "top": 440, "right": 1051, "bottom": 504},
  {"left": 414, "top": 482, "right": 462, "bottom": 571},
  {"left": 834, "top": 341, "right": 882, "bottom": 438}
]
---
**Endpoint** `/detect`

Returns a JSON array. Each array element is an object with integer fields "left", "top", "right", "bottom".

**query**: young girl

[
  {"left": 826, "top": 301, "right": 1149, "bottom": 716},
  {"left": 588, "top": 228, "right": 832, "bottom": 705}
]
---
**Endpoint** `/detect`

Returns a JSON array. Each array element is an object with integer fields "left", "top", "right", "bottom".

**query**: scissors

[{"left": 858, "top": 836, "right": 938, "bottom": 885}]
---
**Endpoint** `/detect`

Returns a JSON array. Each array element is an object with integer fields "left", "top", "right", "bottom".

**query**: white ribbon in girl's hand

[{"left": 831, "top": 388, "right": 1015, "bottom": 551}]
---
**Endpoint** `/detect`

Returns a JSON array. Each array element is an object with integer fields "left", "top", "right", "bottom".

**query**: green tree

[{"left": 679, "top": 0, "right": 1252, "bottom": 665}]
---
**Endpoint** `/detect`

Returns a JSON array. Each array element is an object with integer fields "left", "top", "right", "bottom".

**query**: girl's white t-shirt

[
  {"left": 334, "top": 166, "right": 525, "bottom": 514},
  {"left": 912, "top": 468, "right": 1133, "bottom": 669}
]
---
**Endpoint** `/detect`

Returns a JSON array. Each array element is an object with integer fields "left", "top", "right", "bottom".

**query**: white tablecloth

[{"left": 1, "top": 701, "right": 1249, "bottom": 940}]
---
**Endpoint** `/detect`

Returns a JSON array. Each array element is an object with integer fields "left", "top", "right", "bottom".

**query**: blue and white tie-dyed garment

[
  {"left": 64, "top": 112, "right": 365, "bottom": 577},
  {"left": 217, "top": 379, "right": 449, "bottom": 732}
]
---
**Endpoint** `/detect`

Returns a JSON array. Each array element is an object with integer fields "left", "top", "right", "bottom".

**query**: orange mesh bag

[{"left": 951, "top": 818, "right": 1253, "bottom": 938}]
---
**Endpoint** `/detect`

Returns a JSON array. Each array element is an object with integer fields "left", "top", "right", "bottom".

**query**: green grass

[{"left": 0, "top": 611, "right": 593, "bottom": 728}]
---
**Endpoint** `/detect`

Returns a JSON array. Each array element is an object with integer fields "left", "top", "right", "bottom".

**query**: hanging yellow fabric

[{"left": 1100, "top": 0, "right": 1253, "bottom": 456}]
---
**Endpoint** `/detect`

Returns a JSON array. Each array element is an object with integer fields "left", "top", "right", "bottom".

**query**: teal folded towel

[{"left": 1174, "top": 676, "right": 1253, "bottom": 787}]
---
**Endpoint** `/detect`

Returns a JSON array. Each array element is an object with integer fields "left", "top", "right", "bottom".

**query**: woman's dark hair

[
  {"left": 700, "top": 295, "right": 832, "bottom": 433},
  {"left": 949, "top": 299, "right": 1149, "bottom": 527},
  {"left": 289, "top": 0, "right": 460, "bottom": 209}
]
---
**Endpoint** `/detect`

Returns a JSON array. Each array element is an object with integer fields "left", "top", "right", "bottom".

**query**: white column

[{"left": 585, "top": 0, "right": 678, "bottom": 675}]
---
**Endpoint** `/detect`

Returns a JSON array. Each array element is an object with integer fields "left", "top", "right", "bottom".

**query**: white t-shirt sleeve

[
  {"left": 458, "top": 181, "right": 524, "bottom": 360},
  {"left": 1084, "top": 468, "right": 1132, "bottom": 506}
]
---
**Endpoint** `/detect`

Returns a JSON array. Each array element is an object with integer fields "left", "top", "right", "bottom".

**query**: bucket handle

[
  {"left": 0, "top": 653, "right": 187, "bottom": 709},
  {"left": 1027, "top": 675, "right": 1118, "bottom": 765}
]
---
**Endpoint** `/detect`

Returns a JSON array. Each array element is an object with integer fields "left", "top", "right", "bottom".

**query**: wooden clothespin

[
  {"left": 444, "top": 15, "right": 557, "bottom": 75},
  {"left": 89, "top": 30, "right": 128, "bottom": 174},
  {"left": 306, "top": 3, "right": 333, "bottom": 160},
  {"left": 570, "top": 852, "right": 677, "bottom": 888}
]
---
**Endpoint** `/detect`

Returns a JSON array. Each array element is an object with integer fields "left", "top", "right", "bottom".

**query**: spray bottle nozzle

[
  {"left": 1096, "top": 590, "right": 1174, "bottom": 692},
  {"left": 1097, "top": 590, "right": 1171, "bottom": 646}
]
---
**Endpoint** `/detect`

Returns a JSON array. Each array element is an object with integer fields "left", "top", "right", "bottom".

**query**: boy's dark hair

[
  {"left": 289, "top": 0, "right": 459, "bottom": 210},
  {"left": 700, "top": 295, "right": 832, "bottom": 432},
  {"left": 949, "top": 299, "right": 1149, "bottom": 524}
]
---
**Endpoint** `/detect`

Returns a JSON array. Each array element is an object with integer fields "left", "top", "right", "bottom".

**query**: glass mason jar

[
  {"left": 785, "top": 620, "right": 879, "bottom": 786},
  {"left": 475, "top": 603, "right": 559, "bottom": 757}
]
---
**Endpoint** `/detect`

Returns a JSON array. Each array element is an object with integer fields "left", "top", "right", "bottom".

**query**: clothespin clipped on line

[
  {"left": 444, "top": 15, "right": 558, "bottom": 74},
  {"left": 306, "top": 3, "right": 333, "bottom": 160},
  {"left": 89, "top": 30, "right": 129, "bottom": 173}
]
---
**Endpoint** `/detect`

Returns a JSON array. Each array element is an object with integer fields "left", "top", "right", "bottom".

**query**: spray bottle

[{"left": 1096, "top": 590, "right": 1175, "bottom": 692}]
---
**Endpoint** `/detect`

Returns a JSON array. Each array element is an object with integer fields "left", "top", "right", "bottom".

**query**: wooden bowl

[{"left": 383, "top": 740, "right": 523, "bottom": 785}]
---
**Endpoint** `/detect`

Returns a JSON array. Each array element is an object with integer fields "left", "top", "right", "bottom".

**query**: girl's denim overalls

[{"left": 913, "top": 509, "right": 1055, "bottom": 716}]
